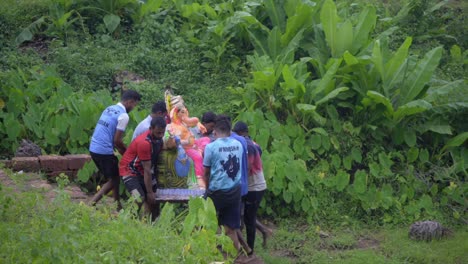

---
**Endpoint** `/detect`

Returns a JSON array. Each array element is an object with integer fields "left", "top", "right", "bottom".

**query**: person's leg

[
  {"left": 90, "top": 153, "right": 113, "bottom": 206},
  {"left": 244, "top": 190, "right": 264, "bottom": 252},
  {"left": 123, "top": 176, "right": 145, "bottom": 216},
  {"left": 224, "top": 226, "right": 241, "bottom": 251},
  {"left": 256, "top": 219, "right": 273, "bottom": 248}
]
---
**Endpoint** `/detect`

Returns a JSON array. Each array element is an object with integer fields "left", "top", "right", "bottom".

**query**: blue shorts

[{"left": 207, "top": 184, "right": 241, "bottom": 229}]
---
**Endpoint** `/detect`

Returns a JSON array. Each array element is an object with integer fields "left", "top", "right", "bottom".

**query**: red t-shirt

[{"left": 119, "top": 130, "right": 162, "bottom": 177}]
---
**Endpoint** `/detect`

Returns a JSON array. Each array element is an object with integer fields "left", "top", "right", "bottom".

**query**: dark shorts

[
  {"left": 122, "top": 176, "right": 157, "bottom": 201},
  {"left": 90, "top": 152, "right": 119, "bottom": 180},
  {"left": 207, "top": 184, "right": 241, "bottom": 229}
]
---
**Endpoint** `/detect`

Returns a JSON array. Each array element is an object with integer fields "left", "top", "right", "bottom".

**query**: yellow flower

[{"left": 318, "top": 172, "right": 325, "bottom": 179}]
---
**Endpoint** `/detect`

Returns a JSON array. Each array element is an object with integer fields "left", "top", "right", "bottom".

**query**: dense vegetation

[{"left": 0, "top": 0, "right": 467, "bottom": 261}]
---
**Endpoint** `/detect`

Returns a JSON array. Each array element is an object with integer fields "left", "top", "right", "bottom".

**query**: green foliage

[
  {"left": 0, "top": 180, "right": 234, "bottom": 263},
  {"left": 0, "top": 65, "right": 113, "bottom": 155}
]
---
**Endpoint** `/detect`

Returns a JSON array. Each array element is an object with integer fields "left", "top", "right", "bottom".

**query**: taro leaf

[
  {"left": 315, "top": 87, "right": 349, "bottom": 105},
  {"left": 419, "top": 148, "right": 429, "bottom": 163},
  {"left": 407, "top": 147, "right": 419, "bottom": 163},
  {"left": 404, "top": 129, "right": 417, "bottom": 147},
  {"left": 283, "top": 190, "right": 293, "bottom": 203},
  {"left": 321, "top": 134, "right": 331, "bottom": 151},
  {"left": 353, "top": 170, "right": 367, "bottom": 194},
  {"left": 343, "top": 155, "right": 352, "bottom": 170},
  {"left": 418, "top": 194, "right": 433, "bottom": 211},
  {"left": 293, "top": 136, "right": 305, "bottom": 156},
  {"left": 331, "top": 154, "right": 341, "bottom": 169},
  {"left": 369, "top": 162, "right": 380, "bottom": 178},
  {"left": 15, "top": 28, "right": 33, "bottom": 45},
  {"left": 351, "top": 147, "right": 362, "bottom": 163},
  {"left": 103, "top": 14, "right": 121, "bottom": 33},
  {"left": 335, "top": 170, "right": 350, "bottom": 191},
  {"left": 5, "top": 113, "right": 22, "bottom": 141},
  {"left": 310, "top": 134, "right": 321, "bottom": 150}
]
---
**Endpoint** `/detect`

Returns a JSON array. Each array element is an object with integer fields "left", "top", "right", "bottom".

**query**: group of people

[{"left": 88, "top": 89, "right": 271, "bottom": 258}]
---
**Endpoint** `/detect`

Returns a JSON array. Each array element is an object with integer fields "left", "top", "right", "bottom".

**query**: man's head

[
  {"left": 232, "top": 121, "right": 249, "bottom": 137},
  {"left": 201, "top": 111, "right": 216, "bottom": 135},
  {"left": 121, "top": 90, "right": 142, "bottom": 113},
  {"left": 150, "top": 116, "right": 166, "bottom": 140},
  {"left": 151, "top": 101, "right": 167, "bottom": 118},
  {"left": 213, "top": 114, "right": 231, "bottom": 138}
]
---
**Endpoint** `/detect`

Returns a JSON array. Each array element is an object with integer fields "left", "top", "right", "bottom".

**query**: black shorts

[
  {"left": 122, "top": 176, "right": 157, "bottom": 201},
  {"left": 90, "top": 152, "right": 119, "bottom": 180},
  {"left": 207, "top": 184, "right": 241, "bottom": 229}
]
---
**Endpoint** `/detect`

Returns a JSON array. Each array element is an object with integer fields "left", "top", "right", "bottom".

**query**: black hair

[
  {"left": 150, "top": 116, "right": 167, "bottom": 129},
  {"left": 233, "top": 121, "right": 248, "bottom": 133},
  {"left": 152, "top": 101, "right": 167, "bottom": 114},
  {"left": 121, "top": 90, "right": 142, "bottom": 102},
  {"left": 201, "top": 111, "right": 216, "bottom": 123},
  {"left": 214, "top": 114, "right": 231, "bottom": 134}
]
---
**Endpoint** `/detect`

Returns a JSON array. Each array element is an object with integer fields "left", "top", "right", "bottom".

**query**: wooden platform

[{"left": 155, "top": 188, "right": 205, "bottom": 203}]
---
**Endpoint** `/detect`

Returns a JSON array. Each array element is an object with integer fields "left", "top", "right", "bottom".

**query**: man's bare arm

[{"left": 114, "top": 130, "right": 126, "bottom": 155}]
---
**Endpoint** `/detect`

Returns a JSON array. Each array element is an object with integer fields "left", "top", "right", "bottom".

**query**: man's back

[{"left": 203, "top": 137, "right": 243, "bottom": 191}]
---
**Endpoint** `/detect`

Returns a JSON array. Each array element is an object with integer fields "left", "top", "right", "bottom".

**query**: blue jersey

[
  {"left": 89, "top": 104, "right": 126, "bottom": 155},
  {"left": 203, "top": 137, "right": 243, "bottom": 191},
  {"left": 231, "top": 132, "right": 249, "bottom": 196}
]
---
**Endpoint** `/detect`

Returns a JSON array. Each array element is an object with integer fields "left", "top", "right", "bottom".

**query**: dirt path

[{"left": 0, "top": 169, "right": 90, "bottom": 202}]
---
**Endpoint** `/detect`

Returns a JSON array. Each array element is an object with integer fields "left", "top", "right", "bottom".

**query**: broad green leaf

[
  {"left": 311, "top": 127, "right": 328, "bottom": 135},
  {"left": 442, "top": 132, "right": 468, "bottom": 152},
  {"left": 352, "top": 6, "right": 376, "bottom": 53},
  {"left": 343, "top": 51, "right": 359, "bottom": 65},
  {"left": 401, "top": 47, "right": 443, "bottom": 104},
  {"left": 353, "top": 170, "right": 367, "bottom": 194},
  {"left": 335, "top": 19, "right": 353, "bottom": 57},
  {"left": 371, "top": 40, "right": 384, "bottom": 80},
  {"left": 366, "top": 91, "right": 394, "bottom": 116},
  {"left": 335, "top": 170, "right": 349, "bottom": 191},
  {"left": 407, "top": 147, "right": 419, "bottom": 163},
  {"left": 321, "top": 135, "right": 330, "bottom": 150},
  {"left": 404, "top": 129, "right": 417, "bottom": 147},
  {"left": 418, "top": 194, "right": 433, "bottom": 211},
  {"left": 103, "top": 14, "right": 121, "bottom": 33},
  {"left": 331, "top": 154, "right": 341, "bottom": 169},
  {"left": 264, "top": 0, "right": 286, "bottom": 31},
  {"left": 419, "top": 148, "right": 429, "bottom": 163},
  {"left": 320, "top": 0, "right": 339, "bottom": 57},
  {"left": 351, "top": 147, "right": 362, "bottom": 163},
  {"left": 268, "top": 27, "right": 282, "bottom": 59},
  {"left": 369, "top": 162, "right": 380, "bottom": 178},
  {"left": 311, "top": 58, "right": 342, "bottom": 98},
  {"left": 297, "top": 103, "right": 316, "bottom": 112},
  {"left": 283, "top": 190, "right": 293, "bottom": 203},
  {"left": 383, "top": 37, "right": 412, "bottom": 96},
  {"left": 15, "top": 28, "right": 33, "bottom": 45},
  {"left": 310, "top": 134, "right": 321, "bottom": 150},
  {"left": 394, "top": 99, "right": 431, "bottom": 122},
  {"left": 316, "top": 87, "right": 348, "bottom": 105},
  {"left": 343, "top": 155, "right": 352, "bottom": 170}
]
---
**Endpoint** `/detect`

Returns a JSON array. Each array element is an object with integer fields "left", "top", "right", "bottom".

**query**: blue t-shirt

[
  {"left": 89, "top": 104, "right": 126, "bottom": 155},
  {"left": 203, "top": 137, "right": 243, "bottom": 191},
  {"left": 231, "top": 132, "right": 248, "bottom": 196}
]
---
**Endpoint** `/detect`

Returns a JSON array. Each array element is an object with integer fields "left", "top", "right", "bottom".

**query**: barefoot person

[
  {"left": 120, "top": 117, "right": 166, "bottom": 220},
  {"left": 203, "top": 115, "right": 248, "bottom": 256},
  {"left": 89, "top": 90, "right": 141, "bottom": 208},
  {"left": 233, "top": 121, "right": 271, "bottom": 253}
]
